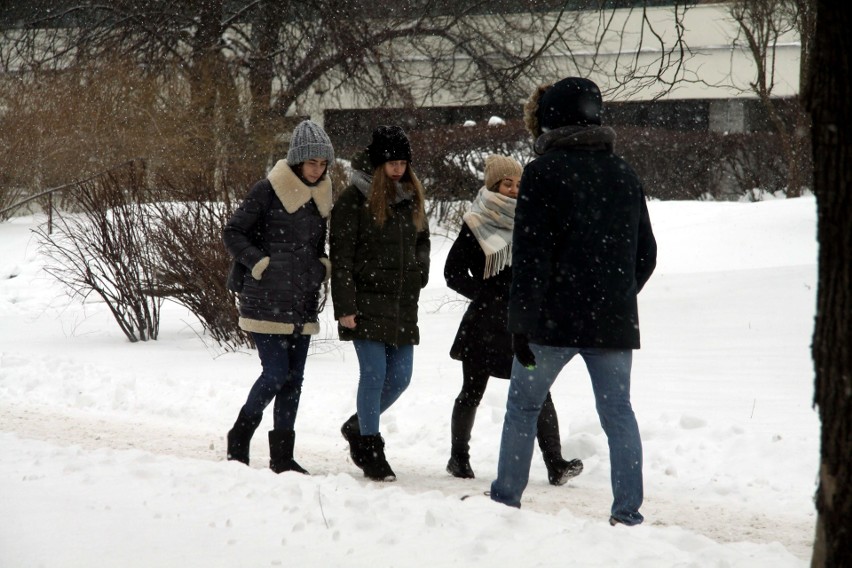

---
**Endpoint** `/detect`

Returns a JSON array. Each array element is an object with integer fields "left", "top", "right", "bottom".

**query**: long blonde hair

[{"left": 368, "top": 164, "right": 427, "bottom": 231}]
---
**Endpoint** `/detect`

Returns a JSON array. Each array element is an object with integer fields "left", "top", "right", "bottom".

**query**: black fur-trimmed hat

[
  {"left": 367, "top": 125, "right": 412, "bottom": 168},
  {"left": 524, "top": 77, "right": 602, "bottom": 137}
]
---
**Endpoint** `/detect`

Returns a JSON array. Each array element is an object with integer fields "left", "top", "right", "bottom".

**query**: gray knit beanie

[{"left": 286, "top": 120, "right": 335, "bottom": 166}]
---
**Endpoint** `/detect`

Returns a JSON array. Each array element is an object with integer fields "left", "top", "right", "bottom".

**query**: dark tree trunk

[
  {"left": 244, "top": 1, "right": 284, "bottom": 176},
  {"left": 806, "top": 0, "right": 852, "bottom": 565},
  {"left": 184, "top": 0, "right": 243, "bottom": 191},
  {"left": 188, "top": 0, "right": 225, "bottom": 126}
]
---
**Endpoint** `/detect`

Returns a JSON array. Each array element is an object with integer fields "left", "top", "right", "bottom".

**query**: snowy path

[
  {"left": 1, "top": 403, "right": 815, "bottom": 561},
  {"left": 1, "top": 201, "right": 819, "bottom": 566}
]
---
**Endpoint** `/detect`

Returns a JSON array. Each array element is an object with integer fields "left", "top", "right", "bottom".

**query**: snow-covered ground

[{"left": 0, "top": 196, "right": 819, "bottom": 567}]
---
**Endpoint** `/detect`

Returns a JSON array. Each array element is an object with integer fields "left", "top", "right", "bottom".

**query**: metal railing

[{"left": 0, "top": 158, "right": 144, "bottom": 233}]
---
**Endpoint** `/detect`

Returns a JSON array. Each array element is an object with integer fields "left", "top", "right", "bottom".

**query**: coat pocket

[{"left": 226, "top": 259, "right": 247, "bottom": 292}]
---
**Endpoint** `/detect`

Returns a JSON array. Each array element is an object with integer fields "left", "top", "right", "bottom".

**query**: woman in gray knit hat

[{"left": 223, "top": 119, "right": 334, "bottom": 474}]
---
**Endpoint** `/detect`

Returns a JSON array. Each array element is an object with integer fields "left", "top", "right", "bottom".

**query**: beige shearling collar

[{"left": 266, "top": 159, "right": 332, "bottom": 218}]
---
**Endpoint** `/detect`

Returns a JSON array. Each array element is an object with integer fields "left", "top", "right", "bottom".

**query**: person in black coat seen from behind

[
  {"left": 223, "top": 119, "right": 334, "bottom": 475},
  {"left": 489, "top": 77, "right": 657, "bottom": 527},
  {"left": 444, "top": 154, "right": 583, "bottom": 485}
]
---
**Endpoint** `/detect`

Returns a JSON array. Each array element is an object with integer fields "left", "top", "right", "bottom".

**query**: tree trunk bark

[
  {"left": 182, "top": 0, "right": 245, "bottom": 194},
  {"left": 244, "top": 1, "right": 282, "bottom": 175},
  {"left": 806, "top": 1, "right": 852, "bottom": 565}
]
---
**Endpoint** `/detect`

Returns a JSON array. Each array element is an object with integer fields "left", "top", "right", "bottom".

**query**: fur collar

[
  {"left": 524, "top": 82, "right": 552, "bottom": 138},
  {"left": 266, "top": 159, "right": 332, "bottom": 217}
]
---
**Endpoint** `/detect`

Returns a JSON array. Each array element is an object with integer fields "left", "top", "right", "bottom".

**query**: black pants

[{"left": 453, "top": 360, "right": 561, "bottom": 457}]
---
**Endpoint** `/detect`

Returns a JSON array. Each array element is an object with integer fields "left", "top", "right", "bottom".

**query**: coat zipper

[{"left": 394, "top": 212, "right": 405, "bottom": 345}]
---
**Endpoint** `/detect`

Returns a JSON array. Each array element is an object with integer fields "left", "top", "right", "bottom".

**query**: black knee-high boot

[
  {"left": 447, "top": 401, "right": 477, "bottom": 479},
  {"left": 537, "top": 393, "right": 583, "bottom": 486},
  {"left": 227, "top": 408, "right": 262, "bottom": 465}
]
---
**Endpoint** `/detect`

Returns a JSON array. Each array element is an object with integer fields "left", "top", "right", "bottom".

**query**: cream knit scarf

[{"left": 463, "top": 186, "right": 516, "bottom": 279}]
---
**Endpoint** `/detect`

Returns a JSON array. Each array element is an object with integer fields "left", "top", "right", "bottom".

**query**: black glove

[{"left": 512, "top": 333, "right": 536, "bottom": 369}]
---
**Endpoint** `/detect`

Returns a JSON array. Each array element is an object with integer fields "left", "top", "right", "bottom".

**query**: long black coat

[
  {"left": 445, "top": 224, "right": 513, "bottom": 379},
  {"left": 330, "top": 182, "right": 431, "bottom": 346},
  {"left": 223, "top": 172, "right": 329, "bottom": 332},
  {"left": 508, "top": 131, "right": 657, "bottom": 349}
]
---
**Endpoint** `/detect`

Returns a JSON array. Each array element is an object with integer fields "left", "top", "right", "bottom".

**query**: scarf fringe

[{"left": 483, "top": 244, "right": 512, "bottom": 279}]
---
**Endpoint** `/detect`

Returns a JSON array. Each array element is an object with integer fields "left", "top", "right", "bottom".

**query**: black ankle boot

[
  {"left": 268, "top": 430, "right": 309, "bottom": 475},
  {"left": 447, "top": 454, "right": 475, "bottom": 479},
  {"left": 340, "top": 414, "right": 366, "bottom": 469},
  {"left": 544, "top": 456, "right": 584, "bottom": 486},
  {"left": 358, "top": 434, "right": 396, "bottom": 482},
  {"left": 447, "top": 402, "right": 477, "bottom": 479},
  {"left": 227, "top": 408, "right": 262, "bottom": 465}
]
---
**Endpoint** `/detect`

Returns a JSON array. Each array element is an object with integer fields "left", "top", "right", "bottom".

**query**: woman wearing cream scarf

[{"left": 443, "top": 154, "right": 583, "bottom": 485}]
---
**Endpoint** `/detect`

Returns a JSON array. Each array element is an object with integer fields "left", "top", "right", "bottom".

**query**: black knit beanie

[{"left": 367, "top": 125, "right": 412, "bottom": 168}]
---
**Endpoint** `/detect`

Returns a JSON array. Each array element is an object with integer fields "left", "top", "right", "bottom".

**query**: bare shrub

[
  {"left": 410, "top": 119, "right": 531, "bottom": 227},
  {"left": 328, "top": 158, "right": 351, "bottom": 202},
  {"left": 614, "top": 127, "right": 788, "bottom": 200},
  {"left": 615, "top": 127, "right": 723, "bottom": 200},
  {"left": 0, "top": 59, "right": 152, "bottom": 193},
  {"left": 0, "top": 56, "right": 229, "bottom": 209},
  {"left": 405, "top": 121, "right": 793, "bottom": 204},
  {"left": 35, "top": 162, "right": 162, "bottom": 342},
  {"left": 717, "top": 131, "right": 789, "bottom": 198},
  {"left": 0, "top": 182, "right": 26, "bottom": 221},
  {"left": 146, "top": 170, "right": 253, "bottom": 351}
]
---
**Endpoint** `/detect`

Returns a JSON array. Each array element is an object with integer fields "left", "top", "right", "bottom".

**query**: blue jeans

[
  {"left": 353, "top": 340, "right": 414, "bottom": 435},
  {"left": 241, "top": 332, "right": 311, "bottom": 431},
  {"left": 490, "top": 345, "right": 644, "bottom": 525}
]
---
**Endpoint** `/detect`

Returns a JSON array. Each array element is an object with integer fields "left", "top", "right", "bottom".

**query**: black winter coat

[
  {"left": 445, "top": 224, "right": 513, "bottom": 379},
  {"left": 508, "top": 128, "right": 657, "bottom": 349},
  {"left": 330, "top": 181, "right": 430, "bottom": 346},
  {"left": 223, "top": 162, "right": 331, "bottom": 334}
]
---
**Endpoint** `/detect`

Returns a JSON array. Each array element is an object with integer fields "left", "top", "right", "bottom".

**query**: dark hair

[{"left": 291, "top": 162, "right": 327, "bottom": 186}]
